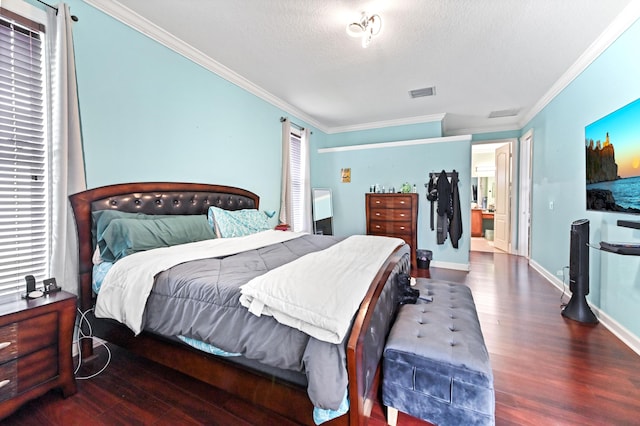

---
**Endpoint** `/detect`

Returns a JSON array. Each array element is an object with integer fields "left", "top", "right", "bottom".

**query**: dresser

[
  {"left": 0, "top": 291, "right": 77, "bottom": 420},
  {"left": 366, "top": 193, "right": 418, "bottom": 269}
]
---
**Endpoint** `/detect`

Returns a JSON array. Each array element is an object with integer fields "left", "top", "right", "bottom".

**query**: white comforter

[
  {"left": 94, "top": 230, "right": 305, "bottom": 334},
  {"left": 239, "top": 235, "right": 404, "bottom": 344}
]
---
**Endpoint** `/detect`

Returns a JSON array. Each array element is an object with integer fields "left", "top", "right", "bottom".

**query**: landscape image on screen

[{"left": 585, "top": 97, "right": 640, "bottom": 214}]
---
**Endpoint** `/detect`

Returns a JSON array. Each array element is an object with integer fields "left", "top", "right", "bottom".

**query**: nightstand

[{"left": 0, "top": 290, "right": 77, "bottom": 420}]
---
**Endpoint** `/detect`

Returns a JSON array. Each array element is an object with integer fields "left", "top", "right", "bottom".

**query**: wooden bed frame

[{"left": 69, "top": 182, "right": 409, "bottom": 426}]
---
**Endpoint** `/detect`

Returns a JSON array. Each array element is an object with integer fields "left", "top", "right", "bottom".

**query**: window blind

[
  {"left": 0, "top": 14, "right": 47, "bottom": 299},
  {"left": 289, "top": 132, "right": 303, "bottom": 231}
]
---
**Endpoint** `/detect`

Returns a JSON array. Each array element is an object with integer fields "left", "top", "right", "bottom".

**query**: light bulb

[{"left": 362, "top": 33, "right": 371, "bottom": 48}]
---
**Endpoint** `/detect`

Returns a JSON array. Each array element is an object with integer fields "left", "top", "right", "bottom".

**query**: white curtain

[
  {"left": 300, "top": 127, "right": 312, "bottom": 234},
  {"left": 279, "top": 119, "right": 292, "bottom": 226},
  {"left": 47, "top": 4, "right": 86, "bottom": 295},
  {"left": 279, "top": 120, "right": 312, "bottom": 233}
]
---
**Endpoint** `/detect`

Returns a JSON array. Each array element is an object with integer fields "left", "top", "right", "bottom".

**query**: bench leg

[{"left": 386, "top": 406, "right": 398, "bottom": 426}]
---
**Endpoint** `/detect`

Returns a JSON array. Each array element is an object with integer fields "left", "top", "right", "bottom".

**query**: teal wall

[
  {"left": 471, "top": 130, "right": 520, "bottom": 142},
  {"left": 522, "top": 18, "right": 640, "bottom": 337},
  {"left": 317, "top": 121, "right": 443, "bottom": 149}
]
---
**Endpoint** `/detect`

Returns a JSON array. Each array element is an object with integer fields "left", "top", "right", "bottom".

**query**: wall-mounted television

[{"left": 585, "top": 97, "right": 640, "bottom": 215}]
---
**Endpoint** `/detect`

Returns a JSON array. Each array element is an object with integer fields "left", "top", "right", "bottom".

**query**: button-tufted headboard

[
  {"left": 69, "top": 182, "right": 260, "bottom": 311},
  {"left": 89, "top": 190, "right": 256, "bottom": 215}
]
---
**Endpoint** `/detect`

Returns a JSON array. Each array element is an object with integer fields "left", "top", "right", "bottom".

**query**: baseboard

[
  {"left": 589, "top": 306, "right": 640, "bottom": 357},
  {"left": 529, "top": 259, "right": 640, "bottom": 356},
  {"left": 430, "top": 260, "right": 470, "bottom": 271}
]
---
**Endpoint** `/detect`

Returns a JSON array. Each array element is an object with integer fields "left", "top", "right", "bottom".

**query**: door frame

[
  {"left": 470, "top": 139, "right": 517, "bottom": 254},
  {"left": 518, "top": 129, "right": 534, "bottom": 258}
]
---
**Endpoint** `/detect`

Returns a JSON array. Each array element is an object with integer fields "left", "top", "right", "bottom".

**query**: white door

[{"left": 494, "top": 143, "right": 511, "bottom": 252}]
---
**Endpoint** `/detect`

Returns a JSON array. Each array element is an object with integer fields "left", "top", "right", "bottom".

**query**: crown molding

[
  {"left": 82, "top": 0, "right": 329, "bottom": 133},
  {"left": 83, "top": 0, "right": 447, "bottom": 136},
  {"left": 317, "top": 134, "right": 471, "bottom": 153},
  {"left": 83, "top": 0, "right": 640, "bottom": 139},
  {"left": 519, "top": 1, "right": 640, "bottom": 129},
  {"left": 325, "top": 113, "right": 446, "bottom": 134}
]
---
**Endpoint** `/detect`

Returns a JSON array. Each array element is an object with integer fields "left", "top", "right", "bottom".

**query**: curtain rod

[
  {"left": 280, "top": 117, "right": 313, "bottom": 135},
  {"left": 35, "top": 0, "right": 79, "bottom": 21},
  {"left": 280, "top": 116, "right": 304, "bottom": 131}
]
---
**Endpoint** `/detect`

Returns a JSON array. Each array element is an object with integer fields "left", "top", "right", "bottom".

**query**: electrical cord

[{"left": 73, "top": 308, "right": 111, "bottom": 380}]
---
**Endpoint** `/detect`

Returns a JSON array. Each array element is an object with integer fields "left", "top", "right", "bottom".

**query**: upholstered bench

[{"left": 382, "top": 279, "right": 495, "bottom": 426}]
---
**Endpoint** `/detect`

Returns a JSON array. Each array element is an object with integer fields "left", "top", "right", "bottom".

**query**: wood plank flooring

[{"left": 4, "top": 252, "right": 640, "bottom": 425}]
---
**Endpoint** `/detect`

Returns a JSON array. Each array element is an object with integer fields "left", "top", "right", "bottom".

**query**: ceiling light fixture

[{"left": 346, "top": 11, "right": 382, "bottom": 48}]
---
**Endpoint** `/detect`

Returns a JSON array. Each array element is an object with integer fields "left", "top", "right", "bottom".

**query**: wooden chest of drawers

[
  {"left": 366, "top": 193, "right": 418, "bottom": 269},
  {"left": 0, "top": 291, "right": 77, "bottom": 420}
]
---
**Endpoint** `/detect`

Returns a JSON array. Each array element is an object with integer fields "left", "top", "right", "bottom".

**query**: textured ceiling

[{"left": 97, "top": 0, "right": 635, "bottom": 134}]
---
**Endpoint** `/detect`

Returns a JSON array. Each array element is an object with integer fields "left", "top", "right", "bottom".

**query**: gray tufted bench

[{"left": 382, "top": 279, "right": 494, "bottom": 426}]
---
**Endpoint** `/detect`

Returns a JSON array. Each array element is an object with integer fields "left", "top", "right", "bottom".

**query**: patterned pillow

[{"left": 208, "top": 206, "right": 270, "bottom": 238}]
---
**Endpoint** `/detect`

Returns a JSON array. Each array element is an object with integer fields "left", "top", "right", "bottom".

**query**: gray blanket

[{"left": 142, "top": 234, "right": 347, "bottom": 409}]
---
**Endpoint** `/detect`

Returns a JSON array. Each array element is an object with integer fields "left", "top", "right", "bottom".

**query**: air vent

[
  {"left": 488, "top": 108, "right": 520, "bottom": 118},
  {"left": 409, "top": 87, "right": 436, "bottom": 98}
]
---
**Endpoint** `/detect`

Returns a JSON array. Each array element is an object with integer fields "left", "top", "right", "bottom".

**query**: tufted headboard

[{"left": 69, "top": 182, "right": 259, "bottom": 311}]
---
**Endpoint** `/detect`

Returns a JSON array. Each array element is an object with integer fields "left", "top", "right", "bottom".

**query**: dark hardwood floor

[{"left": 4, "top": 252, "right": 640, "bottom": 425}]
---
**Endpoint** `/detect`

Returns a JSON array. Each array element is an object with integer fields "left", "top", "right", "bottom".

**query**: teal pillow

[
  {"left": 208, "top": 206, "right": 270, "bottom": 238},
  {"left": 99, "top": 215, "right": 216, "bottom": 262},
  {"left": 92, "top": 210, "right": 174, "bottom": 247}
]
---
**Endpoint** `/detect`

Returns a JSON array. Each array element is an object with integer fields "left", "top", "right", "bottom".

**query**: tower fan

[{"left": 562, "top": 219, "right": 598, "bottom": 323}]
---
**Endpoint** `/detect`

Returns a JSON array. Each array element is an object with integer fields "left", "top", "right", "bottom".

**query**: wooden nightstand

[{"left": 0, "top": 290, "right": 77, "bottom": 420}]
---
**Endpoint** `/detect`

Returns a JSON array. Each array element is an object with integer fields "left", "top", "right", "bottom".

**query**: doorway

[{"left": 470, "top": 141, "right": 513, "bottom": 253}]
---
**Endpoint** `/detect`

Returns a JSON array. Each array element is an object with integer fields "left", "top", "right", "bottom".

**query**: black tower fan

[{"left": 562, "top": 219, "right": 598, "bottom": 323}]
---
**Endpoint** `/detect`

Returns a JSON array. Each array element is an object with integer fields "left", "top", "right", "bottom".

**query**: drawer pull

[
  {"left": 375, "top": 225, "right": 381, "bottom": 229},
  {"left": 375, "top": 200, "right": 381, "bottom": 204},
  {"left": 399, "top": 226, "right": 405, "bottom": 230},
  {"left": 0, "top": 342, "right": 10, "bottom": 350},
  {"left": 375, "top": 213, "right": 381, "bottom": 216},
  {"left": 0, "top": 379, "right": 9, "bottom": 389},
  {"left": 400, "top": 201, "right": 405, "bottom": 204},
  {"left": 400, "top": 213, "right": 405, "bottom": 217}
]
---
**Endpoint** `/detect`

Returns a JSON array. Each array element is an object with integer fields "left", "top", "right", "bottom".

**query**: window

[
  {"left": 288, "top": 129, "right": 304, "bottom": 231},
  {"left": 0, "top": 8, "right": 48, "bottom": 299}
]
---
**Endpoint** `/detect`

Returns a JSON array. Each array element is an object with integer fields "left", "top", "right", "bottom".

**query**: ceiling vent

[
  {"left": 488, "top": 108, "right": 520, "bottom": 118},
  {"left": 409, "top": 87, "right": 436, "bottom": 98}
]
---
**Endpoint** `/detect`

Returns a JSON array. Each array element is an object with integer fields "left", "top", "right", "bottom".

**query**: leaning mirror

[{"left": 312, "top": 188, "right": 333, "bottom": 235}]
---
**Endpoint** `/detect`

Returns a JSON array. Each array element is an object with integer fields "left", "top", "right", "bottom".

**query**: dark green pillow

[
  {"left": 99, "top": 215, "right": 216, "bottom": 262},
  {"left": 92, "top": 210, "right": 174, "bottom": 247}
]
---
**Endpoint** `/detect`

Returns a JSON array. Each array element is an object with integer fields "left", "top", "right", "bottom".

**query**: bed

[{"left": 69, "top": 182, "right": 410, "bottom": 426}]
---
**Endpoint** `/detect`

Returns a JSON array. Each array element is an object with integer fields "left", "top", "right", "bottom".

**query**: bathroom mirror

[{"left": 312, "top": 188, "right": 333, "bottom": 235}]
